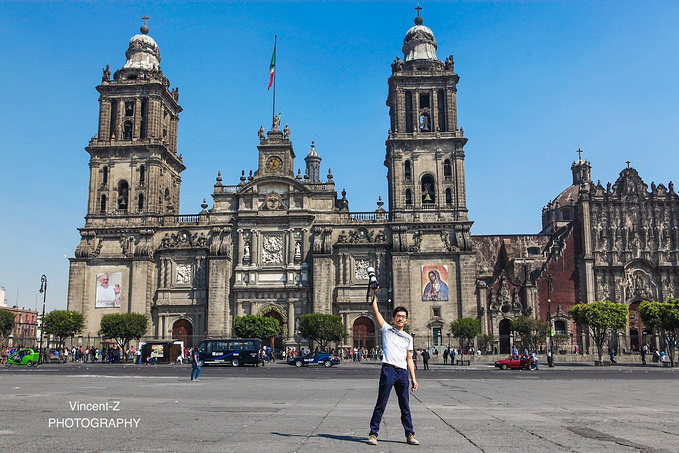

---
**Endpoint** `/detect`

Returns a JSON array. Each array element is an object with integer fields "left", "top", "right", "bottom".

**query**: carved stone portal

[{"left": 355, "top": 259, "right": 371, "bottom": 280}]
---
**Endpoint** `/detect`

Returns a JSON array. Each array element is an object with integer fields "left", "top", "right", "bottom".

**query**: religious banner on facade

[
  {"left": 95, "top": 272, "right": 122, "bottom": 308},
  {"left": 421, "top": 265, "right": 449, "bottom": 301}
]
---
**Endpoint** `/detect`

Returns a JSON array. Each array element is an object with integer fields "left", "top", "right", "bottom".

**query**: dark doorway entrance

[
  {"left": 172, "top": 319, "right": 193, "bottom": 347},
  {"left": 263, "top": 310, "right": 285, "bottom": 351},
  {"left": 499, "top": 319, "right": 511, "bottom": 354},
  {"left": 353, "top": 317, "right": 376, "bottom": 351}
]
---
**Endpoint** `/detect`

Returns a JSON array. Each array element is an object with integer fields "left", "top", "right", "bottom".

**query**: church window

[
  {"left": 123, "top": 121, "right": 133, "bottom": 140},
  {"left": 102, "top": 167, "right": 108, "bottom": 186},
  {"left": 164, "top": 188, "right": 170, "bottom": 199},
  {"left": 125, "top": 101, "right": 134, "bottom": 117},
  {"left": 138, "top": 193, "right": 144, "bottom": 211},
  {"left": 561, "top": 209, "right": 571, "bottom": 221},
  {"left": 405, "top": 92, "right": 413, "bottom": 133},
  {"left": 527, "top": 246, "right": 541, "bottom": 256},
  {"left": 421, "top": 174, "right": 435, "bottom": 203},
  {"left": 404, "top": 160, "right": 412, "bottom": 181},
  {"left": 445, "top": 188, "right": 452, "bottom": 204},
  {"left": 100, "top": 195, "right": 106, "bottom": 212},
  {"left": 140, "top": 99, "right": 148, "bottom": 139},
  {"left": 419, "top": 93, "right": 430, "bottom": 109},
  {"left": 405, "top": 189, "right": 412, "bottom": 206},
  {"left": 437, "top": 90, "right": 446, "bottom": 132},
  {"left": 117, "top": 180, "right": 129, "bottom": 210},
  {"left": 419, "top": 112, "right": 431, "bottom": 132},
  {"left": 109, "top": 100, "right": 118, "bottom": 138},
  {"left": 443, "top": 159, "right": 452, "bottom": 180},
  {"left": 139, "top": 165, "right": 145, "bottom": 185},
  {"left": 554, "top": 320, "right": 566, "bottom": 335},
  {"left": 432, "top": 307, "right": 440, "bottom": 317}
]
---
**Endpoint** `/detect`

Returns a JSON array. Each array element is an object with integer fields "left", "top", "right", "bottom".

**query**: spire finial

[
  {"left": 414, "top": 3, "right": 424, "bottom": 25},
  {"left": 626, "top": 160, "right": 631, "bottom": 169},
  {"left": 141, "top": 16, "right": 150, "bottom": 35},
  {"left": 577, "top": 147, "right": 583, "bottom": 162}
]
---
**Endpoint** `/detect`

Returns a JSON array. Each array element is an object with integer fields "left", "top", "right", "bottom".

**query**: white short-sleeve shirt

[{"left": 381, "top": 323, "right": 413, "bottom": 370}]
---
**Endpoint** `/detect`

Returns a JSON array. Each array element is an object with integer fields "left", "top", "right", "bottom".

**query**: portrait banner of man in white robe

[{"left": 95, "top": 272, "right": 122, "bottom": 308}]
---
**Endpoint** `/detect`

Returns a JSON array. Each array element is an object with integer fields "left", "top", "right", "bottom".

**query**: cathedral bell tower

[
  {"left": 85, "top": 18, "right": 184, "bottom": 225},
  {"left": 385, "top": 13, "right": 469, "bottom": 222}
]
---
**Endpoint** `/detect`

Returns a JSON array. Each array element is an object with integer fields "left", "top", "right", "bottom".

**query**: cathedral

[{"left": 67, "top": 14, "right": 679, "bottom": 355}]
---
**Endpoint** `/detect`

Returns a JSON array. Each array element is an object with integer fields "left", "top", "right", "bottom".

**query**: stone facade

[{"left": 67, "top": 16, "right": 679, "bottom": 355}]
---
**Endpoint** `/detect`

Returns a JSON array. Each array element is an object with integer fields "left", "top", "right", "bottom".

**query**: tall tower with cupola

[
  {"left": 85, "top": 18, "right": 184, "bottom": 226},
  {"left": 385, "top": 11, "right": 469, "bottom": 223},
  {"left": 386, "top": 11, "right": 477, "bottom": 339}
]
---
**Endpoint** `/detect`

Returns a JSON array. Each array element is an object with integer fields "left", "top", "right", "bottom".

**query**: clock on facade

[{"left": 266, "top": 156, "right": 283, "bottom": 172}]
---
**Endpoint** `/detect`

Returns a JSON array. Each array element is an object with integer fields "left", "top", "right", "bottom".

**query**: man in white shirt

[
  {"left": 367, "top": 301, "right": 419, "bottom": 446},
  {"left": 96, "top": 273, "right": 121, "bottom": 308}
]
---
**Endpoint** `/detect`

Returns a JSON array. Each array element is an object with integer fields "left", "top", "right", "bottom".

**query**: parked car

[
  {"left": 5, "top": 348, "right": 40, "bottom": 367},
  {"left": 288, "top": 352, "right": 340, "bottom": 368},
  {"left": 495, "top": 355, "right": 530, "bottom": 370}
]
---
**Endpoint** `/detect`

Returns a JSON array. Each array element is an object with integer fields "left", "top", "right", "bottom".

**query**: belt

[{"left": 383, "top": 362, "right": 406, "bottom": 370}]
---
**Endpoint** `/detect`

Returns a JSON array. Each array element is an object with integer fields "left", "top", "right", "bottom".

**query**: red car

[{"left": 495, "top": 355, "right": 530, "bottom": 370}]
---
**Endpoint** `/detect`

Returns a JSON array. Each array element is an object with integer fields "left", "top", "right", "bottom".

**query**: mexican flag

[{"left": 268, "top": 44, "right": 276, "bottom": 90}]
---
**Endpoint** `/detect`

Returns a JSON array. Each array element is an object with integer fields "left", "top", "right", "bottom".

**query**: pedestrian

[
  {"left": 421, "top": 348, "right": 430, "bottom": 370},
  {"left": 609, "top": 348, "right": 616, "bottom": 364},
  {"left": 367, "top": 302, "right": 419, "bottom": 446},
  {"left": 512, "top": 346, "right": 518, "bottom": 356},
  {"left": 640, "top": 347, "right": 646, "bottom": 365},
  {"left": 451, "top": 348, "right": 456, "bottom": 365},
  {"left": 443, "top": 348, "right": 449, "bottom": 365},
  {"left": 191, "top": 347, "right": 201, "bottom": 381},
  {"left": 412, "top": 348, "right": 418, "bottom": 370}
]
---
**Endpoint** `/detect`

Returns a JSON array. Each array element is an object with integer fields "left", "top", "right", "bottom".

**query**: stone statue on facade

[
  {"left": 102, "top": 65, "right": 111, "bottom": 82},
  {"left": 272, "top": 113, "right": 281, "bottom": 131},
  {"left": 391, "top": 56, "right": 404, "bottom": 72},
  {"left": 283, "top": 124, "right": 290, "bottom": 140},
  {"left": 258, "top": 126, "right": 265, "bottom": 143}
]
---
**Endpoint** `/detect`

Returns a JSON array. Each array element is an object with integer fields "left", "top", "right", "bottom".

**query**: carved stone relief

[
  {"left": 176, "top": 263, "right": 193, "bottom": 285},
  {"left": 262, "top": 235, "right": 284, "bottom": 264},
  {"left": 354, "top": 259, "right": 371, "bottom": 280}
]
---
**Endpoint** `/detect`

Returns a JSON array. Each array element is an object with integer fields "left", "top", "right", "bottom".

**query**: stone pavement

[{"left": 1, "top": 363, "right": 678, "bottom": 453}]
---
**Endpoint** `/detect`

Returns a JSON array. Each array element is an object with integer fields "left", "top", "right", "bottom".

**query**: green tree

[
  {"left": 553, "top": 333, "right": 571, "bottom": 353},
  {"left": 449, "top": 318, "right": 481, "bottom": 352},
  {"left": 639, "top": 299, "right": 679, "bottom": 367},
  {"left": 43, "top": 310, "right": 85, "bottom": 348},
  {"left": 570, "top": 301, "right": 628, "bottom": 365},
  {"left": 233, "top": 315, "right": 281, "bottom": 341},
  {"left": 510, "top": 316, "right": 549, "bottom": 351},
  {"left": 299, "top": 313, "right": 345, "bottom": 351},
  {"left": 477, "top": 333, "right": 497, "bottom": 354},
  {"left": 99, "top": 313, "right": 148, "bottom": 361},
  {"left": 0, "top": 309, "right": 15, "bottom": 347}
]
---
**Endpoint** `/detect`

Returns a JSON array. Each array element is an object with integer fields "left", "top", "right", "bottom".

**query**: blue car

[{"left": 288, "top": 352, "right": 340, "bottom": 368}]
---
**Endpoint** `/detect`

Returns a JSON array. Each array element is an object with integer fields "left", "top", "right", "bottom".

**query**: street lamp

[
  {"left": 447, "top": 332, "right": 451, "bottom": 351},
  {"left": 38, "top": 275, "right": 47, "bottom": 365},
  {"left": 545, "top": 273, "right": 554, "bottom": 367}
]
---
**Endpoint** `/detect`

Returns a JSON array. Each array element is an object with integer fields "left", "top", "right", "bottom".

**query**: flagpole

[{"left": 272, "top": 35, "right": 277, "bottom": 128}]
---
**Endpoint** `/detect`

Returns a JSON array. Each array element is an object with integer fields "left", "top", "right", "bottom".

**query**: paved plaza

[{"left": 2, "top": 362, "right": 678, "bottom": 453}]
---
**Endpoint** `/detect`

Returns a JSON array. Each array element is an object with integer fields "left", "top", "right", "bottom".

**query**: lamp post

[
  {"left": 38, "top": 275, "right": 47, "bottom": 365},
  {"left": 545, "top": 273, "right": 554, "bottom": 367},
  {"left": 447, "top": 332, "right": 451, "bottom": 351}
]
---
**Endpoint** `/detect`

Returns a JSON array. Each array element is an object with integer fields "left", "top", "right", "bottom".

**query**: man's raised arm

[{"left": 371, "top": 298, "right": 385, "bottom": 329}]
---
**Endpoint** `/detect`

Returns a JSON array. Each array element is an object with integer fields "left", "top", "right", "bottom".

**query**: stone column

[
  {"left": 251, "top": 230, "right": 258, "bottom": 265},
  {"left": 287, "top": 301, "right": 295, "bottom": 342},
  {"left": 287, "top": 229, "right": 295, "bottom": 264}
]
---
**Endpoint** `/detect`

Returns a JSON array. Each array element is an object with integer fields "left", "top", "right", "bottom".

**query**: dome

[
  {"left": 307, "top": 141, "right": 320, "bottom": 158},
  {"left": 402, "top": 18, "right": 438, "bottom": 62},
  {"left": 122, "top": 23, "right": 161, "bottom": 71},
  {"left": 552, "top": 184, "right": 578, "bottom": 206}
]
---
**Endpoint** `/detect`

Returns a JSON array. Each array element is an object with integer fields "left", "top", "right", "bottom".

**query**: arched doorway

[
  {"left": 172, "top": 319, "right": 193, "bottom": 347},
  {"left": 499, "top": 319, "right": 511, "bottom": 354},
  {"left": 262, "top": 308, "right": 285, "bottom": 351},
  {"left": 628, "top": 300, "right": 649, "bottom": 351},
  {"left": 353, "top": 317, "right": 376, "bottom": 351}
]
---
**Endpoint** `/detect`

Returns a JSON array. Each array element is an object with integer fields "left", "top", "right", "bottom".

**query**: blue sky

[{"left": 1, "top": 1, "right": 678, "bottom": 312}]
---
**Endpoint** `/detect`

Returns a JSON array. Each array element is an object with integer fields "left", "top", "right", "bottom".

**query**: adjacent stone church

[{"left": 67, "top": 15, "right": 679, "bottom": 355}]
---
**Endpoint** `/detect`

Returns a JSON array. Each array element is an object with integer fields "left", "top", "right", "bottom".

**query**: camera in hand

[{"left": 366, "top": 266, "right": 379, "bottom": 306}]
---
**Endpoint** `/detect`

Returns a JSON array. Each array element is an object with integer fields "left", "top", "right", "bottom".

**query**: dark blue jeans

[
  {"left": 369, "top": 364, "right": 414, "bottom": 438},
  {"left": 191, "top": 362, "right": 201, "bottom": 380}
]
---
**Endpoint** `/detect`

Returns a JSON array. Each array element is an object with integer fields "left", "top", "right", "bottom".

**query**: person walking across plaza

[
  {"left": 190, "top": 347, "right": 201, "bottom": 382},
  {"left": 367, "top": 300, "right": 419, "bottom": 446},
  {"left": 421, "top": 348, "right": 430, "bottom": 370}
]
